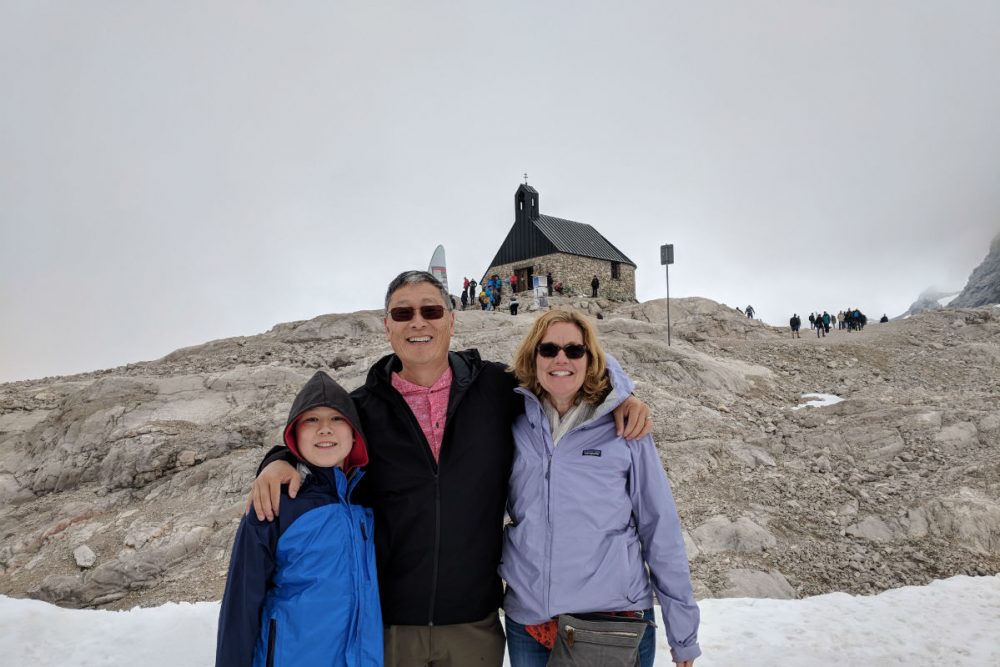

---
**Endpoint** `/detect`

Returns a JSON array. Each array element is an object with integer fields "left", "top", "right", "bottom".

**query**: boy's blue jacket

[{"left": 216, "top": 371, "right": 382, "bottom": 666}]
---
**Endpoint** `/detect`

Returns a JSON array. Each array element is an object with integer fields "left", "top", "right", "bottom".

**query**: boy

[{"left": 216, "top": 371, "right": 381, "bottom": 666}]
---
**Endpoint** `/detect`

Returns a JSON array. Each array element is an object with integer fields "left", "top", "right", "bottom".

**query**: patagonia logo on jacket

[{"left": 582, "top": 449, "right": 602, "bottom": 457}]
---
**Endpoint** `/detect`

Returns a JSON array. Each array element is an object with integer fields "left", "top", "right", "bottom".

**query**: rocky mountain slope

[
  {"left": 1, "top": 297, "right": 998, "bottom": 610},
  {"left": 897, "top": 288, "right": 960, "bottom": 319},
  {"left": 951, "top": 232, "right": 1000, "bottom": 308}
]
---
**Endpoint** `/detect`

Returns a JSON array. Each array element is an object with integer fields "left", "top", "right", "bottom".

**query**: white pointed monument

[{"left": 428, "top": 245, "right": 449, "bottom": 294}]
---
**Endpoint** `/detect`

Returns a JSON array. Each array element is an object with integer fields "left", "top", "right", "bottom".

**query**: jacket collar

[
  {"left": 366, "top": 349, "right": 482, "bottom": 393},
  {"left": 365, "top": 349, "right": 485, "bottom": 422},
  {"left": 298, "top": 462, "right": 365, "bottom": 501}
]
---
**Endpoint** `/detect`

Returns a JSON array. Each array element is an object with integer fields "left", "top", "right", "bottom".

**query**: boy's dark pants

[{"left": 383, "top": 611, "right": 505, "bottom": 667}]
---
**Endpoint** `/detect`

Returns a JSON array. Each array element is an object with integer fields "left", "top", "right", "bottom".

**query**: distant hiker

[
  {"left": 553, "top": 281, "right": 563, "bottom": 295},
  {"left": 479, "top": 291, "right": 488, "bottom": 310},
  {"left": 880, "top": 314, "right": 889, "bottom": 323},
  {"left": 745, "top": 305, "right": 755, "bottom": 319},
  {"left": 816, "top": 314, "right": 826, "bottom": 338},
  {"left": 830, "top": 314, "right": 837, "bottom": 330},
  {"left": 591, "top": 275, "right": 600, "bottom": 298},
  {"left": 216, "top": 371, "right": 380, "bottom": 667},
  {"left": 822, "top": 311, "right": 831, "bottom": 334},
  {"left": 847, "top": 308, "right": 865, "bottom": 332},
  {"left": 509, "top": 294, "right": 519, "bottom": 316},
  {"left": 838, "top": 311, "right": 846, "bottom": 330},
  {"left": 790, "top": 314, "right": 801, "bottom": 338},
  {"left": 510, "top": 273, "right": 518, "bottom": 292},
  {"left": 808, "top": 313, "right": 816, "bottom": 329},
  {"left": 547, "top": 272, "right": 554, "bottom": 297},
  {"left": 469, "top": 279, "right": 477, "bottom": 305},
  {"left": 450, "top": 295, "right": 457, "bottom": 310},
  {"left": 463, "top": 276, "right": 470, "bottom": 293},
  {"left": 460, "top": 290, "right": 468, "bottom": 310}
]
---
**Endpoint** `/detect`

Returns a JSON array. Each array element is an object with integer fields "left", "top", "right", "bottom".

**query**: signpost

[
  {"left": 533, "top": 274, "right": 548, "bottom": 309},
  {"left": 660, "top": 244, "right": 674, "bottom": 346}
]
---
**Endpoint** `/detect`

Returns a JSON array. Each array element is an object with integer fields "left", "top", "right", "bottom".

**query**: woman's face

[{"left": 536, "top": 321, "right": 588, "bottom": 405}]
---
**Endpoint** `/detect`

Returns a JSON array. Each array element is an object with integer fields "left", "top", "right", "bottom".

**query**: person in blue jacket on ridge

[{"left": 216, "top": 371, "right": 382, "bottom": 666}]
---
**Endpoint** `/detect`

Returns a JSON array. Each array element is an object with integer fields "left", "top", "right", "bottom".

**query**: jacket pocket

[
  {"left": 623, "top": 531, "right": 649, "bottom": 604},
  {"left": 266, "top": 618, "right": 277, "bottom": 667},
  {"left": 359, "top": 509, "right": 374, "bottom": 582}
]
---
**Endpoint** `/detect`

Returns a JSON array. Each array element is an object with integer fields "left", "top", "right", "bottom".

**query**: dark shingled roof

[{"left": 534, "top": 215, "right": 636, "bottom": 266}]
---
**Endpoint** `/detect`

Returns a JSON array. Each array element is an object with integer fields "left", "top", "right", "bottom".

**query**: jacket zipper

[
  {"left": 428, "top": 474, "right": 441, "bottom": 625},
  {"left": 543, "top": 405, "right": 555, "bottom": 617},
  {"left": 266, "top": 618, "right": 277, "bottom": 667},
  {"left": 386, "top": 388, "right": 442, "bottom": 624}
]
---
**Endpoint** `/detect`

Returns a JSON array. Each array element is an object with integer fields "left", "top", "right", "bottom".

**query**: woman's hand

[
  {"left": 613, "top": 394, "right": 652, "bottom": 439},
  {"left": 245, "top": 460, "right": 299, "bottom": 521}
]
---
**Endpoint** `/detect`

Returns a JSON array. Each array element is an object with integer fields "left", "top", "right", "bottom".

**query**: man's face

[{"left": 384, "top": 282, "right": 455, "bottom": 372}]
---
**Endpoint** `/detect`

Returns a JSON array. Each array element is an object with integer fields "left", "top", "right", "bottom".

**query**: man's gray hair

[{"left": 384, "top": 271, "right": 453, "bottom": 313}]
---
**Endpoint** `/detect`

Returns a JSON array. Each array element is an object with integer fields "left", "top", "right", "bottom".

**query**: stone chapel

[{"left": 481, "top": 183, "right": 637, "bottom": 300}]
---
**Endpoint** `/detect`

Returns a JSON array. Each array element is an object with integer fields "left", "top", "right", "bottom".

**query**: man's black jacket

[{"left": 260, "top": 349, "right": 520, "bottom": 626}]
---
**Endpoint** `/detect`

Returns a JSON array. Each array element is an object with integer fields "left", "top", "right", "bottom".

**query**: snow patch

[
  {"left": 2, "top": 576, "right": 999, "bottom": 666},
  {"left": 937, "top": 294, "right": 956, "bottom": 307},
  {"left": 792, "top": 393, "right": 844, "bottom": 410}
]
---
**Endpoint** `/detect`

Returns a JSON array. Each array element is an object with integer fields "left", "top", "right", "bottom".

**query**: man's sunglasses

[
  {"left": 536, "top": 342, "right": 588, "bottom": 359},
  {"left": 389, "top": 305, "right": 447, "bottom": 322}
]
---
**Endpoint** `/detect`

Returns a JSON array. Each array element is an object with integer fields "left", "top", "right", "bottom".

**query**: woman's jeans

[{"left": 505, "top": 608, "right": 656, "bottom": 667}]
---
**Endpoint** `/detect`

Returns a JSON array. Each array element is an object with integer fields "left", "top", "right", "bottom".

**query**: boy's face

[{"left": 295, "top": 406, "right": 354, "bottom": 468}]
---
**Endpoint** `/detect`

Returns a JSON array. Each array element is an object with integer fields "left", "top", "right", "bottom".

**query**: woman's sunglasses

[
  {"left": 536, "top": 342, "right": 588, "bottom": 359},
  {"left": 389, "top": 305, "right": 447, "bottom": 322}
]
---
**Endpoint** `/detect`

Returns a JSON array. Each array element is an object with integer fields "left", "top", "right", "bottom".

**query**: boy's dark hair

[{"left": 383, "top": 271, "right": 452, "bottom": 313}]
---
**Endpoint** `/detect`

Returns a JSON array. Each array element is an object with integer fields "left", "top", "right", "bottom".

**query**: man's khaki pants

[{"left": 383, "top": 611, "right": 506, "bottom": 667}]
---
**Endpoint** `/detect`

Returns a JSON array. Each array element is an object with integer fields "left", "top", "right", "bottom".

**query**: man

[
  {"left": 590, "top": 274, "right": 599, "bottom": 297},
  {"left": 249, "top": 271, "right": 651, "bottom": 667}
]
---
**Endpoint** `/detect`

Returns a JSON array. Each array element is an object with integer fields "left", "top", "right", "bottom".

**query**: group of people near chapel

[{"left": 216, "top": 270, "right": 701, "bottom": 666}]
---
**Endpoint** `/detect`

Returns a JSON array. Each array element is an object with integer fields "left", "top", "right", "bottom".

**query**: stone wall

[{"left": 483, "top": 252, "right": 636, "bottom": 301}]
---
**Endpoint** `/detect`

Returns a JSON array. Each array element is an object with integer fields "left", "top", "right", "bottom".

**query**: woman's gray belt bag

[{"left": 546, "top": 613, "right": 654, "bottom": 667}]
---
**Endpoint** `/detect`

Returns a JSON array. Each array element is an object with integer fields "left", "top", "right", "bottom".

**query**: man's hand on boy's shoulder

[{"left": 246, "top": 459, "right": 300, "bottom": 521}]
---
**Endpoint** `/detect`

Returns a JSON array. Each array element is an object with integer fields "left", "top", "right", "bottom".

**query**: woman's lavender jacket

[{"left": 500, "top": 359, "right": 702, "bottom": 663}]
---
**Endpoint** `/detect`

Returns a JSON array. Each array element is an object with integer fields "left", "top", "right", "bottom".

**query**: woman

[{"left": 502, "top": 309, "right": 701, "bottom": 667}]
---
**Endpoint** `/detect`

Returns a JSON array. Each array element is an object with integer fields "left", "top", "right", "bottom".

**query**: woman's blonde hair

[{"left": 509, "top": 308, "right": 610, "bottom": 406}]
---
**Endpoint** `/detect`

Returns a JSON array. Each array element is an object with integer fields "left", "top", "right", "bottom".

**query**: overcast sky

[{"left": 2, "top": 1, "right": 999, "bottom": 383}]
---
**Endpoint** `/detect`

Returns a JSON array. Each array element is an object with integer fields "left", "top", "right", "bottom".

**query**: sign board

[
  {"left": 533, "top": 284, "right": 548, "bottom": 308},
  {"left": 660, "top": 244, "right": 674, "bottom": 266}
]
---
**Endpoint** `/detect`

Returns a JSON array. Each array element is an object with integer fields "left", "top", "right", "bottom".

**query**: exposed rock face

[
  {"left": 0, "top": 298, "right": 998, "bottom": 610},
  {"left": 951, "top": 232, "right": 1000, "bottom": 308}
]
